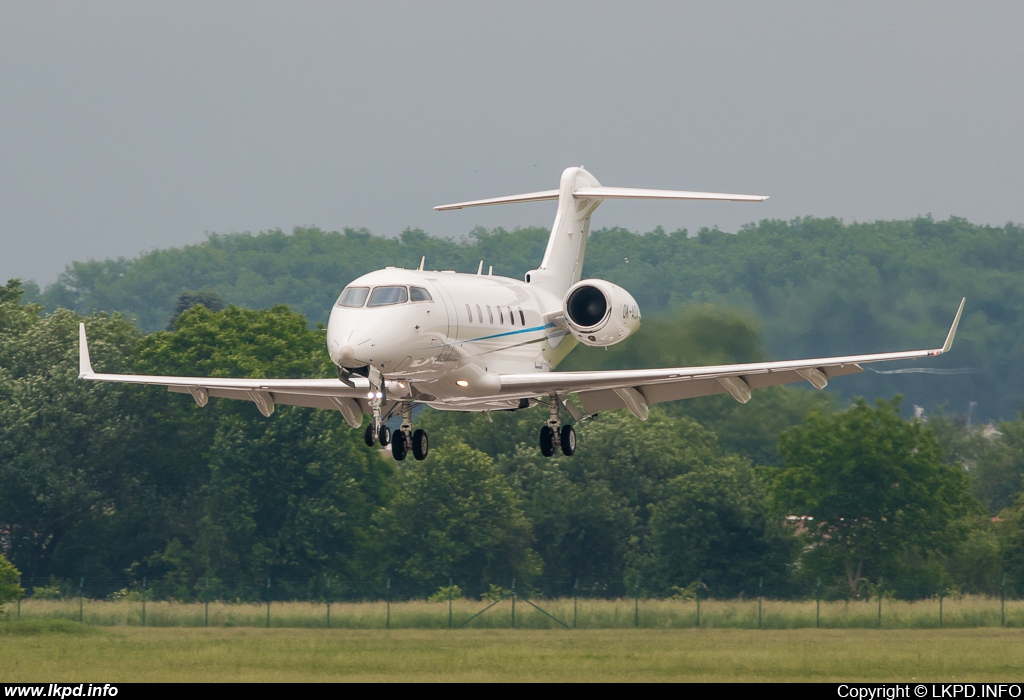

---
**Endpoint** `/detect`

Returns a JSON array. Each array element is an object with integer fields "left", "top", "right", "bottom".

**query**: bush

[
  {"left": 0, "top": 555, "right": 23, "bottom": 612},
  {"left": 427, "top": 584, "right": 464, "bottom": 603}
]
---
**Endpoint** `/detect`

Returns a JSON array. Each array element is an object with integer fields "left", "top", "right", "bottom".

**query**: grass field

[
  {"left": 11, "top": 595, "right": 1024, "bottom": 629},
  {"left": 2, "top": 622, "right": 1024, "bottom": 682}
]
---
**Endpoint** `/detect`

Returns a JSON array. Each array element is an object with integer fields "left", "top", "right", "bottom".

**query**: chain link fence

[{"left": 6, "top": 575, "right": 1022, "bottom": 629}]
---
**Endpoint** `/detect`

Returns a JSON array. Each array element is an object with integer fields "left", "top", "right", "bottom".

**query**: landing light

[
  {"left": 456, "top": 380, "right": 469, "bottom": 387},
  {"left": 366, "top": 392, "right": 374, "bottom": 399}
]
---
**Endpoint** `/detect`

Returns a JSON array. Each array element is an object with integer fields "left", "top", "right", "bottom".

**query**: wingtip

[
  {"left": 78, "top": 322, "right": 94, "bottom": 377},
  {"left": 940, "top": 297, "right": 966, "bottom": 354}
]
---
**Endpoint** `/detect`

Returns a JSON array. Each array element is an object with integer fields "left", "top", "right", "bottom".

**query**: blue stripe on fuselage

[{"left": 456, "top": 323, "right": 556, "bottom": 345}]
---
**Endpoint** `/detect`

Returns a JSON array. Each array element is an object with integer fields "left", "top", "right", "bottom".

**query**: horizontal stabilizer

[
  {"left": 573, "top": 186, "right": 767, "bottom": 203},
  {"left": 434, "top": 190, "right": 559, "bottom": 211},
  {"left": 435, "top": 185, "right": 767, "bottom": 210}
]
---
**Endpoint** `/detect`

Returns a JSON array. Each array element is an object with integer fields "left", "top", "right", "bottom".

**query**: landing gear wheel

[
  {"left": 560, "top": 424, "right": 576, "bottom": 456},
  {"left": 539, "top": 425, "right": 555, "bottom": 457},
  {"left": 364, "top": 424, "right": 377, "bottom": 447},
  {"left": 412, "top": 429, "right": 429, "bottom": 461},
  {"left": 378, "top": 424, "right": 391, "bottom": 447},
  {"left": 391, "top": 431, "right": 407, "bottom": 461}
]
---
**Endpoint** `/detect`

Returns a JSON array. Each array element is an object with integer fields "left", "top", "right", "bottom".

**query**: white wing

[
  {"left": 78, "top": 324, "right": 369, "bottom": 428},
  {"left": 79, "top": 298, "right": 964, "bottom": 424},
  {"left": 495, "top": 298, "right": 966, "bottom": 420}
]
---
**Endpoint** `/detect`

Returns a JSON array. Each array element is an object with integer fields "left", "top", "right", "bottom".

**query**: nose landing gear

[{"left": 539, "top": 394, "right": 576, "bottom": 457}]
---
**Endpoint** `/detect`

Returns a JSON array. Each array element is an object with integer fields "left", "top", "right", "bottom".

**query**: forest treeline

[
  {"left": 23, "top": 217, "right": 1024, "bottom": 419},
  {"left": 5, "top": 279, "right": 1024, "bottom": 603}
]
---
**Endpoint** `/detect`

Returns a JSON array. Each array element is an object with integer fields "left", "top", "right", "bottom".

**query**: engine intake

[{"left": 563, "top": 279, "right": 641, "bottom": 347}]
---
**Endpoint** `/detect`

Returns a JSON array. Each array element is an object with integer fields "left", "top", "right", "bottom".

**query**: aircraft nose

[{"left": 337, "top": 345, "right": 356, "bottom": 366}]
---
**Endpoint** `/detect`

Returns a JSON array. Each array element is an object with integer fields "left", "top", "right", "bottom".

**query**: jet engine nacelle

[{"left": 563, "top": 279, "right": 641, "bottom": 347}]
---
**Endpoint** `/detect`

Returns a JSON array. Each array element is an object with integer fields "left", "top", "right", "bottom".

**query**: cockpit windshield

[
  {"left": 337, "top": 287, "right": 370, "bottom": 308},
  {"left": 367, "top": 286, "right": 409, "bottom": 307}
]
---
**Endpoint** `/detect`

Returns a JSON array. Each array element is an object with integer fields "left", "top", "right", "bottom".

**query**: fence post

[
  {"left": 204, "top": 577, "right": 209, "bottom": 627},
  {"left": 266, "top": 577, "right": 271, "bottom": 629},
  {"left": 386, "top": 578, "right": 391, "bottom": 630},
  {"left": 326, "top": 578, "right": 331, "bottom": 629},
  {"left": 633, "top": 578, "right": 640, "bottom": 628},
  {"left": 1001, "top": 574, "right": 1007, "bottom": 627},
  {"left": 573, "top": 578, "right": 578, "bottom": 630},
  {"left": 79, "top": 577, "right": 84, "bottom": 623},
  {"left": 816, "top": 578, "right": 821, "bottom": 629},
  {"left": 877, "top": 577, "right": 884, "bottom": 629},
  {"left": 511, "top": 578, "right": 516, "bottom": 629},
  {"left": 696, "top": 579, "right": 701, "bottom": 628},
  {"left": 448, "top": 578, "right": 453, "bottom": 630},
  {"left": 758, "top": 577, "right": 763, "bottom": 629},
  {"left": 939, "top": 579, "right": 944, "bottom": 629},
  {"left": 16, "top": 576, "right": 20, "bottom": 620},
  {"left": 142, "top": 576, "right": 147, "bottom": 627}
]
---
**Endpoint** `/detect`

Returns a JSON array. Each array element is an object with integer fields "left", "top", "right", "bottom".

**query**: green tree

[
  {"left": 929, "top": 409, "right": 1024, "bottom": 515},
  {"left": 499, "top": 411, "right": 756, "bottom": 595},
  {"left": 135, "top": 303, "right": 391, "bottom": 598},
  {"left": 379, "top": 440, "right": 540, "bottom": 596},
  {"left": 167, "top": 289, "right": 224, "bottom": 329},
  {"left": 773, "top": 397, "right": 977, "bottom": 598},
  {"left": 997, "top": 493, "right": 1024, "bottom": 597},
  {"left": 0, "top": 554, "right": 24, "bottom": 612},
  {"left": 638, "top": 461, "right": 796, "bottom": 597},
  {"left": 0, "top": 280, "right": 158, "bottom": 584}
]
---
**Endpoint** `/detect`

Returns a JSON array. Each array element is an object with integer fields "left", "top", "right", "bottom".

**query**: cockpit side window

[
  {"left": 337, "top": 286, "right": 370, "bottom": 308},
  {"left": 367, "top": 286, "right": 409, "bottom": 307},
  {"left": 410, "top": 286, "right": 433, "bottom": 302}
]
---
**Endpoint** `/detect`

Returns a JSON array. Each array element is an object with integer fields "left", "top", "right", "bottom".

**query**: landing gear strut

[
  {"left": 363, "top": 369, "right": 390, "bottom": 447},
  {"left": 539, "top": 394, "right": 576, "bottom": 457}
]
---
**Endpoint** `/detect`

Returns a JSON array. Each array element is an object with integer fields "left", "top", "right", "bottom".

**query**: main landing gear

[
  {"left": 539, "top": 394, "right": 576, "bottom": 458},
  {"left": 391, "top": 402, "right": 429, "bottom": 462},
  {"left": 363, "top": 399, "right": 428, "bottom": 462}
]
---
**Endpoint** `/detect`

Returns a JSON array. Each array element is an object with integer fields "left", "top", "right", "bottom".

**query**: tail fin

[{"left": 435, "top": 167, "right": 768, "bottom": 297}]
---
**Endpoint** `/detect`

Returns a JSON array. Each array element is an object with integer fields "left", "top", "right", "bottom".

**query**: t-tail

[{"left": 435, "top": 166, "right": 768, "bottom": 297}]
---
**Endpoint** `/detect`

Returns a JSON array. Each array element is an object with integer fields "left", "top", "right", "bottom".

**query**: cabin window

[
  {"left": 498, "top": 307, "right": 504, "bottom": 324},
  {"left": 476, "top": 304, "right": 483, "bottom": 324},
  {"left": 487, "top": 305, "right": 494, "bottom": 324},
  {"left": 466, "top": 304, "right": 473, "bottom": 322},
  {"left": 509, "top": 307, "right": 515, "bottom": 326},
  {"left": 410, "top": 286, "right": 432, "bottom": 302},
  {"left": 367, "top": 286, "right": 408, "bottom": 307},
  {"left": 337, "top": 287, "right": 370, "bottom": 308},
  {"left": 519, "top": 308, "right": 526, "bottom": 326}
]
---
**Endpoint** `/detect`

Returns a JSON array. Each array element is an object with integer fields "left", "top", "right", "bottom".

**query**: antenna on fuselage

[
  {"left": 418, "top": 256, "right": 425, "bottom": 271},
  {"left": 477, "top": 260, "right": 484, "bottom": 275},
  {"left": 488, "top": 265, "right": 493, "bottom": 276}
]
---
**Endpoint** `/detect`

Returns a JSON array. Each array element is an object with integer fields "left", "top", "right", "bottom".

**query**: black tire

[
  {"left": 391, "top": 431, "right": 407, "bottom": 461},
  {"left": 560, "top": 424, "right": 577, "bottom": 456},
  {"left": 364, "top": 424, "right": 377, "bottom": 447},
  {"left": 539, "top": 425, "right": 555, "bottom": 457},
  {"left": 378, "top": 424, "right": 391, "bottom": 447},
  {"left": 412, "top": 429, "right": 429, "bottom": 461}
]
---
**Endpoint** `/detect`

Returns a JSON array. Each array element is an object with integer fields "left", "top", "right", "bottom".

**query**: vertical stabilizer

[{"left": 526, "top": 167, "right": 602, "bottom": 296}]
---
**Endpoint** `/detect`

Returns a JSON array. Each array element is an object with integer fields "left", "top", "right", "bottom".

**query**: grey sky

[{"left": 2, "top": 1, "right": 1023, "bottom": 285}]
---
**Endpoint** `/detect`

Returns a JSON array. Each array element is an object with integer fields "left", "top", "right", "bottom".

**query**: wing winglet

[
  {"left": 941, "top": 298, "right": 966, "bottom": 354},
  {"left": 79, "top": 323, "right": 94, "bottom": 377}
]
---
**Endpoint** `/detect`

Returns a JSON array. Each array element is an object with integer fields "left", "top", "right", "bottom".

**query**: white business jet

[{"left": 79, "top": 167, "right": 965, "bottom": 462}]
